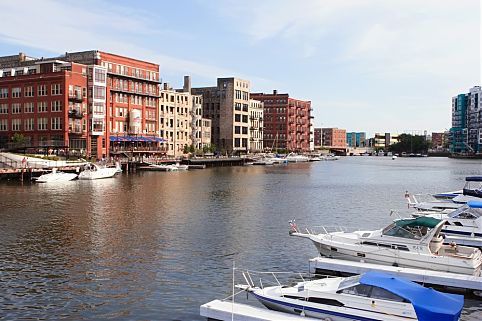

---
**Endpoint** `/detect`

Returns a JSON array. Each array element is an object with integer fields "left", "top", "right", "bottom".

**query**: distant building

[
  {"left": 314, "top": 128, "right": 322, "bottom": 148},
  {"left": 192, "top": 77, "right": 251, "bottom": 154},
  {"left": 322, "top": 128, "right": 346, "bottom": 148},
  {"left": 248, "top": 99, "right": 263, "bottom": 152},
  {"left": 346, "top": 132, "right": 366, "bottom": 147},
  {"left": 450, "top": 90, "right": 471, "bottom": 153},
  {"left": 251, "top": 90, "right": 312, "bottom": 152},
  {"left": 431, "top": 132, "right": 445, "bottom": 149},
  {"left": 374, "top": 133, "right": 400, "bottom": 149}
]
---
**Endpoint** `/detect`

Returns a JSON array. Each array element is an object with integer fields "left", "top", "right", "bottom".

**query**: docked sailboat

[
  {"left": 238, "top": 271, "right": 464, "bottom": 321},
  {"left": 290, "top": 217, "right": 482, "bottom": 276},
  {"left": 286, "top": 153, "right": 309, "bottom": 162}
]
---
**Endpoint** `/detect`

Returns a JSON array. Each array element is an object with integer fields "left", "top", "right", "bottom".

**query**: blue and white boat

[{"left": 239, "top": 271, "right": 463, "bottom": 321}]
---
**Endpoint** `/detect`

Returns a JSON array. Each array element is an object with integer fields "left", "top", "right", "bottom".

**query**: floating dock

[
  {"left": 309, "top": 257, "right": 482, "bottom": 297},
  {"left": 200, "top": 299, "right": 319, "bottom": 321}
]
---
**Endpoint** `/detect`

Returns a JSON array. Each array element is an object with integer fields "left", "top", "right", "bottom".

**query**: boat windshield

[
  {"left": 382, "top": 224, "right": 424, "bottom": 239},
  {"left": 337, "top": 275, "right": 361, "bottom": 290},
  {"left": 449, "top": 207, "right": 482, "bottom": 219}
]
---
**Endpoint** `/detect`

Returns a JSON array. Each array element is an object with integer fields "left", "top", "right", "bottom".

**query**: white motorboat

[
  {"left": 321, "top": 154, "right": 340, "bottom": 161},
  {"left": 173, "top": 163, "right": 189, "bottom": 170},
  {"left": 286, "top": 153, "right": 309, "bottom": 162},
  {"left": 35, "top": 168, "right": 77, "bottom": 183},
  {"left": 412, "top": 200, "right": 482, "bottom": 248},
  {"left": 139, "top": 164, "right": 179, "bottom": 171},
  {"left": 290, "top": 217, "right": 482, "bottom": 276},
  {"left": 78, "top": 163, "right": 118, "bottom": 180},
  {"left": 392, "top": 155, "right": 398, "bottom": 160},
  {"left": 238, "top": 271, "right": 463, "bottom": 321},
  {"left": 252, "top": 158, "right": 275, "bottom": 165}
]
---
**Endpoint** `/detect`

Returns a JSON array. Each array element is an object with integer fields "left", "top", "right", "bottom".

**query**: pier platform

[
  {"left": 200, "top": 299, "right": 318, "bottom": 321},
  {"left": 309, "top": 257, "right": 482, "bottom": 297}
]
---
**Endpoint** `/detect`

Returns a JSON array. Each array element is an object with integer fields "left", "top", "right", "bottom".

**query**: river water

[{"left": 0, "top": 157, "right": 481, "bottom": 320}]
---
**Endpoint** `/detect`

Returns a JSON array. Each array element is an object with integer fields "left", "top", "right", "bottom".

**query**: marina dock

[
  {"left": 200, "top": 299, "right": 319, "bottom": 321},
  {"left": 309, "top": 257, "right": 482, "bottom": 297}
]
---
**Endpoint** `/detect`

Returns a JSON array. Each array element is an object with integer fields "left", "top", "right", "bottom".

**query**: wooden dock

[
  {"left": 200, "top": 299, "right": 319, "bottom": 321},
  {"left": 309, "top": 257, "right": 482, "bottom": 297}
]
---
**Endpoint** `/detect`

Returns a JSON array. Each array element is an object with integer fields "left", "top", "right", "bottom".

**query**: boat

[
  {"left": 252, "top": 158, "right": 275, "bottom": 165},
  {"left": 412, "top": 200, "right": 482, "bottom": 248},
  {"left": 377, "top": 150, "right": 385, "bottom": 156},
  {"left": 286, "top": 153, "right": 309, "bottom": 162},
  {"left": 78, "top": 163, "right": 118, "bottom": 180},
  {"left": 392, "top": 155, "right": 398, "bottom": 160},
  {"left": 320, "top": 154, "right": 340, "bottom": 161},
  {"left": 237, "top": 271, "right": 464, "bottom": 321},
  {"left": 173, "top": 163, "right": 189, "bottom": 170},
  {"left": 138, "top": 164, "right": 179, "bottom": 171},
  {"left": 35, "top": 168, "right": 77, "bottom": 183},
  {"left": 290, "top": 217, "right": 482, "bottom": 275}
]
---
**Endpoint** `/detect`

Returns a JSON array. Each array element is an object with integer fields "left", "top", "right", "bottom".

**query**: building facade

[
  {"left": 321, "top": 128, "right": 346, "bottom": 148},
  {"left": 374, "top": 133, "right": 400, "bottom": 149},
  {"left": 250, "top": 90, "right": 312, "bottom": 152},
  {"left": 0, "top": 53, "right": 101, "bottom": 157},
  {"left": 346, "top": 132, "right": 366, "bottom": 147},
  {"left": 431, "top": 132, "right": 445, "bottom": 149},
  {"left": 313, "top": 128, "right": 322, "bottom": 148},
  {"left": 192, "top": 77, "right": 250, "bottom": 154},
  {"left": 450, "top": 92, "right": 469, "bottom": 153},
  {"left": 248, "top": 99, "right": 263, "bottom": 152}
]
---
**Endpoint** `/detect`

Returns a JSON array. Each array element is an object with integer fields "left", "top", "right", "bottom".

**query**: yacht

[
  {"left": 238, "top": 271, "right": 463, "bottom": 321},
  {"left": 286, "top": 153, "right": 310, "bottom": 162},
  {"left": 412, "top": 201, "right": 482, "bottom": 248},
  {"left": 35, "top": 168, "right": 77, "bottom": 183},
  {"left": 78, "top": 163, "right": 118, "bottom": 180},
  {"left": 290, "top": 217, "right": 482, "bottom": 276},
  {"left": 139, "top": 164, "right": 179, "bottom": 171},
  {"left": 321, "top": 154, "right": 340, "bottom": 161}
]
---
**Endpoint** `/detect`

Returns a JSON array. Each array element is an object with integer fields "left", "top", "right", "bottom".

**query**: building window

[
  {"left": 24, "top": 118, "right": 34, "bottom": 131},
  {"left": 0, "top": 88, "right": 8, "bottom": 99},
  {"left": 0, "top": 119, "right": 7, "bottom": 131},
  {"left": 12, "top": 119, "right": 21, "bottom": 131},
  {"left": 12, "top": 87, "right": 21, "bottom": 98},
  {"left": 38, "top": 85, "right": 47, "bottom": 96},
  {"left": 38, "top": 102, "right": 48, "bottom": 113},
  {"left": 234, "top": 114, "right": 241, "bottom": 122},
  {"left": 51, "top": 83, "right": 62, "bottom": 95},
  {"left": 38, "top": 118, "right": 48, "bottom": 130},
  {"left": 11, "top": 103, "right": 22, "bottom": 114},
  {"left": 235, "top": 138, "right": 241, "bottom": 147},
  {"left": 0, "top": 103, "right": 8, "bottom": 114},
  {"left": 94, "top": 68, "right": 106, "bottom": 83},
  {"left": 242, "top": 115, "right": 248, "bottom": 123},
  {"left": 51, "top": 117, "right": 62, "bottom": 130},
  {"left": 242, "top": 127, "right": 248, "bottom": 135},
  {"left": 24, "top": 86, "right": 34, "bottom": 97},
  {"left": 235, "top": 126, "right": 241, "bottom": 134},
  {"left": 51, "top": 101, "right": 62, "bottom": 112}
]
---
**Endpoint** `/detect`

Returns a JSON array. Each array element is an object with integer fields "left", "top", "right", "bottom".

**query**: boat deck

[
  {"left": 200, "top": 299, "right": 319, "bottom": 321},
  {"left": 309, "top": 257, "right": 482, "bottom": 297}
]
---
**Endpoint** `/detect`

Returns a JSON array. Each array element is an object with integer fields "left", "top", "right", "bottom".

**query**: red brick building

[
  {"left": 251, "top": 90, "right": 312, "bottom": 152},
  {"left": 431, "top": 132, "right": 445, "bottom": 148},
  {"left": 0, "top": 51, "right": 161, "bottom": 159},
  {"left": 322, "top": 128, "right": 346, "bottom": 148}
]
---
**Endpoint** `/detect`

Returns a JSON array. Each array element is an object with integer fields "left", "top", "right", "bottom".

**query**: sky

[{"left": 0, "top": 0, "right": 480, "bottom": 136}]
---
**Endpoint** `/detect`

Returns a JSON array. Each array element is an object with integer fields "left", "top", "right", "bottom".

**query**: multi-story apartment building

[
  {"left": 321, "top": 128, "right": 346, "bottom": 148},
  {"left": 373, "top": 133, "right": 400, "bottom": 149},
  {"left": 63, "top": 51, "right": 160, "bottom": 158},
  {"left": 346, "top": 132, "right": 366, "bottom": 147},
  {"left": 248, "top": 99, "right": 263, "bottom": 152},
  {"left": 192, "top": 77, "right": 250, "bottom": 154},
  {"left": 431, "top": 132, "right": 445, "bottom": 149},
  {"left": 250, "top": 90, "right": 311, "bottom": 152},
  {"left": 313, "top": 128, "right": 322, "bottom": 148},
  {"left": 450, "top": 93, "right": 469, "bottom": 153},
  {"left": 0, "top": 53, "right": 104, "bottom": 157}
]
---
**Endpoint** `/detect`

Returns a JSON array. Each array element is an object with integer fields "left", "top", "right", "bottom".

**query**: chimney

[
  {"left": 273, "top": 89, "right": 277, "bottom": 95},
  {"left": 183, "top": 75, "right": 191, "bottom": 93}
]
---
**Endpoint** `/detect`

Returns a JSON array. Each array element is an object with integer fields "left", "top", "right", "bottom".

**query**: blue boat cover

[
  {"left": 466, "top": 176, "right": 482, "bottom": 182},
  {"left": 360, "top": 272, "right": 463, "bottom": 321},
  {"left": 467, "top": 200, "right": 482, "bottom": 209}
]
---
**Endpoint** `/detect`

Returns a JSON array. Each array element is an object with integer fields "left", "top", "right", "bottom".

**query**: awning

[
  {"left": 109, "top": 136, "right": 166, "bottom": 142},
  {"left": 395, "top": 217, "right": 441, "bottom": 229}
]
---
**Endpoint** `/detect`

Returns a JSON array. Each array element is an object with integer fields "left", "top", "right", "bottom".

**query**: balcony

[
  {"left": 110, "top": 86, "right": 159, "bottom": 99},
  {"left": 69, "top": 127, "right": 83, "bottom": 134},
  {"left": 68, "top": 109, "right": 84, "bottom": 119},
  {"left": 68, "top": 92, "right": 83, "bottom": 102},
  {"left": 107, "top": 70, "right": 161, "bottom": 84}
]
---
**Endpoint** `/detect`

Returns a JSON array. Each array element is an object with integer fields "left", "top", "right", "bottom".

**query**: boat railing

[{"left": 304, "top": 225, "right": 350, "bottom": 235}]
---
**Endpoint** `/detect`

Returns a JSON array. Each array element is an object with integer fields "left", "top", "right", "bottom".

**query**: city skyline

[{"left": 0, "top": 0, "right": 480, "bottom": 136}]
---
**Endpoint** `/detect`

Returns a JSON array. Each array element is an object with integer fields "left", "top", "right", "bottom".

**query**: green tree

[
  {"left": 11, "top": 133, "right": 28, "bottom": 147},
  {"left": 388, "top": 134, "right": 430, "bottom": 154},
  {"left": 183, "top": 145, "right": 189, "bottom": 154},
  {"left": 189, "top": 144, "right": 195, "bottom": 153}
]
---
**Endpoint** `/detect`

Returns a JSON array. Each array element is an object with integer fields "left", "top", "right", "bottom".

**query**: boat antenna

[
  {"left": 232, "top": 260, "right": 235, "bottom": 321},
  {"left": 389, "top": 209, "right": 403, "bottom": 219}
]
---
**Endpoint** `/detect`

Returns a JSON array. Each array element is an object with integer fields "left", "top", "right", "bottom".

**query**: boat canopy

[
  {"left": 360, "top": 272, "right": 463, "bottom": 321},
  {"left": 465, "top": 176, "right": 482, "bottom": 182},
  {"left": 395, "top": 217, "right": 441, "bottom": 229},
  {"left": 467, "top": 200, "right": 482, "bottom": 209}
]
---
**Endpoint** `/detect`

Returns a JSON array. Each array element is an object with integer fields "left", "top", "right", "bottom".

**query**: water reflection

[{"left": 0, "top": 157, "right": 481, "bottom": 320}]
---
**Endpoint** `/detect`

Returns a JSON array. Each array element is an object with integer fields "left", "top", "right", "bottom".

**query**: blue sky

[{"left": 0, "top": 0, "right": 480, "bottom": 135}]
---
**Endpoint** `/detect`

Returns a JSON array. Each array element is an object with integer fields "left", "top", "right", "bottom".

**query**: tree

[
  {"left": 388, "top": 134, "right": 430, "bottom": 154},
  {"left": 189, "top": 144, "right": 195, "bottom": 153},
  {"left": 11, "top": 133, "right": 28, "bottom": 147}
]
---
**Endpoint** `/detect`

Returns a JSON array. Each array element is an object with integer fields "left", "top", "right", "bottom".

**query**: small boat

[
  {"left": 138, "top": 164, "right": 179, "bottom": 171},
  {"left": 173, "top": 163, "right": 189, "bottom": 170},
  {"left": 252, "top": 158, "right": 275, "bottom": 165},
  {"left": 35, "top": 168, "right": 77, "bottom": 183},
  {"left": 286, "top": 153, "right": 309, "bottom": 162},
  {"left": 238, "top": 271, "right": 464, "bottom": 321},
  {"left": 78, "top": 163, "right": 118, "bottom": 180},
  {"left": 412, "top": 200, "right": 482, "bottom": 248},
  {"left": 392, "top": 155, "right": 398, "bottom": 160},
  {"left": 321, "top": 154, "right": 340, "bottom": 161},
  {"left": 290, "top": 217, "right": 482, "bottom": 275}
]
